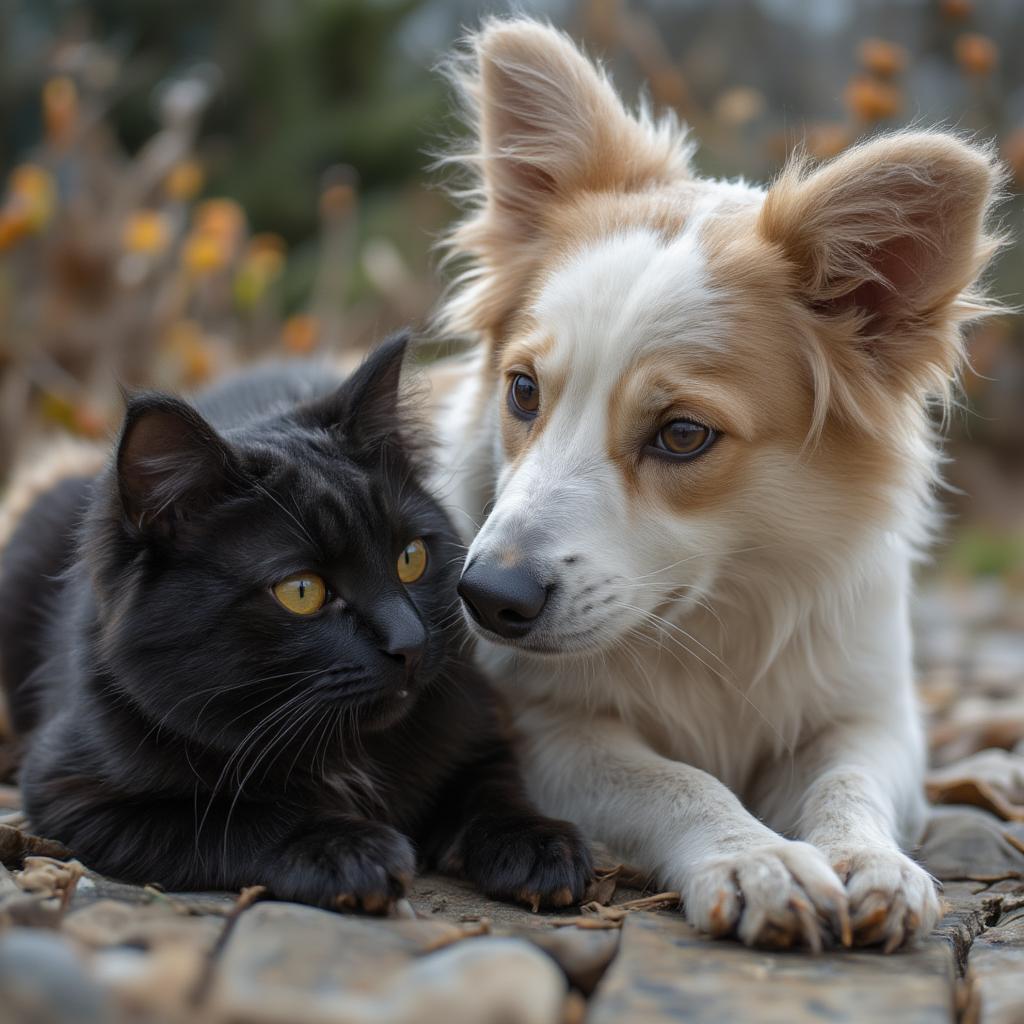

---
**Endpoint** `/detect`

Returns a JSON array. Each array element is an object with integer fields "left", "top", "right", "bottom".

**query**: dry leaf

[
  {"left": 927, "top": 750, "right": 1024, "bottom": 822},
  {"left": 584, "top": 864, "right": 622, "bottom": 906},
  {"left": 0, "top": 823, "right": 71, "bottom": 866},
  {"left": 15, "top": 855, "right": 85, "bottom": 908}
]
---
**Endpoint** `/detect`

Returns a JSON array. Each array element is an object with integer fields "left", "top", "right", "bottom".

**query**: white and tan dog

[{"left": 428, "top": 19, "right": 1004, "bottom": 951}]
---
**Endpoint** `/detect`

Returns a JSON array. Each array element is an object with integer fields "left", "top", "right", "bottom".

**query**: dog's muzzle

[{"left": 458, "top": 559, "right": 549, "bottom": 639}]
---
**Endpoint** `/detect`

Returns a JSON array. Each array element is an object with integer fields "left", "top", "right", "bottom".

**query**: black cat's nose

[
  {"left": 386, "top": 638, "right": 424, "bottom": 675},
  {"left": 458, "top": 560, "right": 549, "bottom": 639},
  {"left": 371, "top": 598, "right": 426, "bottom": 677}
]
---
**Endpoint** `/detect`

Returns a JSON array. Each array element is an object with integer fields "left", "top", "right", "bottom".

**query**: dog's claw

[
  {"left": 837, "top": 901, "right": 853, "bottom": 948},
  {"left": 792, "top": 897, "right": 822, "bottom": 954}
]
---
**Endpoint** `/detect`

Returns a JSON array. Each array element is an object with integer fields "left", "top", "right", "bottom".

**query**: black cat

[{"left": 0, "top": 334, "right": 592, "bottom": 911}]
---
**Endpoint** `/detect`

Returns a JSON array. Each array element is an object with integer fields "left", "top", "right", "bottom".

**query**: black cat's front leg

[
  {"left": 427, "top": 746, "right": 594, "bottom": 910},
  {"left": 21, "top": 773, "right": 295, "bottom": 894},
  {"left": 268, "top": 815, "right": 415, "bottom": 913},
  {"left": 23, "top": 771, "right": 414, "bottom": 913}
]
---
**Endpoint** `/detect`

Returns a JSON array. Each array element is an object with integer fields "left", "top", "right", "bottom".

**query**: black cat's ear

[
  {"left": 303, "top": 330, "right": 412, "bottom": 447},
  {"left": 117, "top": 394, "right": 238, "bottom": 533}
]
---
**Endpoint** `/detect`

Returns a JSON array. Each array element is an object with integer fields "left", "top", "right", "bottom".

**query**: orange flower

[
  {"left": 0, "top": 210, "right": 31, "bottom": 250},
  {"left": 247, "top": 233, "right": 286, "bottom": 267},
  {"left": 319, "top": 183, "right": 355, "bottom": 219},
  {"left": 122, "top": 210, "right": 170, "bottom": 255},
  {"left": 714, "top": 87, "right": 766, "bottom": 127},
  {"left": 165, "top": 161, "right": 204, "bottom": 203},
  {"left": 43, "top": 77, "right": 78, "bottom": 147},
  {"left": 164, "top": 320, "right": 215, "bottom": 386},
  {"left": 71, "top": 403, "right": 109, "bottom": 439},
  {"left": 940, "top": 0, "right": 973, "bottom": 20},
  {"left": 858, "top": 39, "right": 908, "bottom": 79},
  {"left": 282, "top": 314, "right": 320, "bottom": 355},
  {"left": 844, "top": 76, "right": 902, "bottom": 122},
  {"left": 194, "top": 198, "right": 245, "bottom": 243},
  {"left": 1003, "top": 128, "right": 1024, "bottom": 188},
  {"left": 955, "top": 33, "right": 997, "bottom": 76},
  {"left": 805, "top": 122, "right": 852, "bottom": 160}
]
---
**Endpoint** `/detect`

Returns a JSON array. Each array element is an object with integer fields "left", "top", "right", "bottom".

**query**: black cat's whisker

[
  {"left": 196, "top": 680, "right": 323, "bottom": 842},
  {"left": 219, "top": 696, "right": 325, "bottom": 862},
  {"left": 133, "top": 669, "right": 319, "bottom": 754},
  {"left": 204, "top": 672, "right": 322, "bottom": 750}
]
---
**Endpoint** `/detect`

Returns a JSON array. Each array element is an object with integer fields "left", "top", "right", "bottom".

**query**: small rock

[
  {"left": 92, "top": 942, "right": 208, "bottom": 1020},
  {"left": 588, "top": 911, "right": 957, "bottom": 1024},
  {"left": 920, "top": 806, "right": 1024, "bottom": 882},
  {"left": 208, "top": 901, "right": 470, "bottom": 1020},
  {"left": 383, "top": 938, "right": 566, "bottom": 1024},
  {"left": 63, "top": 898, "right": 226, "bottom": 953},
  {"left": 521, "top": 926, "right": 619, "bottom": 994},
  {"left": 967, "top": 906, "right": 1024, "bottom": 1024},
  {"left": 209, "top": 902, "right": 566, "bottom": 1023},
  {"left": 0, "top": 929, "right": 112, "bottom": 1024}
]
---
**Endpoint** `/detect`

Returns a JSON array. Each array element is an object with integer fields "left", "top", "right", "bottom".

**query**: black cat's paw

[
  {"left": 459, "top": 815, "right": 594, "bottom": 911},
  {"left": 268, "top": 818, "right": 416, "bottom": 914}
]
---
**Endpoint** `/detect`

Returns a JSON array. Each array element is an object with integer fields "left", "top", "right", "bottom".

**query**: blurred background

[{"left": 0, "top": 0, "right": 1021, "bottom": 592}]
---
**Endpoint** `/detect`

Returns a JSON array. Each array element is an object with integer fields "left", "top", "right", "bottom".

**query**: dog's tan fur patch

[
  {"left": 0, "top": 437, "right": 105, "bottom": 731},
  {"left": 0, "top": 438, "right": 106, "bottom": 560}
]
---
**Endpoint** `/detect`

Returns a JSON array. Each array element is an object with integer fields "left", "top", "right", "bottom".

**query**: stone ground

[{"left": 0, "top": 580, "right": 1022, "bottom": 1024}]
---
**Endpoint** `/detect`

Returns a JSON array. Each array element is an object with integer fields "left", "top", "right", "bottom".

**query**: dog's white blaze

[{"left": 535, "top": 227, "right": 726, "bottom": 371}]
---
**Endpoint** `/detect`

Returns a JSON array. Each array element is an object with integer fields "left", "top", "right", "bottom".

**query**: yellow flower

[
  {"left": 234, "top": 234, "right": 287, "bottom": 309},
  {"left": 122, "top": 210, "right": 171, "bottom": 255},
  {"left": 181, "top": 232, "right": 229, "bottom": 276},
  {"left": 43, "top": 77, "right": 78, "bottom": 147},
  {"left": 8, "top": 164, "right": 57, "bottom": 230}
]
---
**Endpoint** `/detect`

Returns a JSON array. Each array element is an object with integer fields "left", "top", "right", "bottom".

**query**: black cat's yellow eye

[
  {"left": 652, "top": 420, "right": 717, "bottom": 459},
  {"left": 508, "top": 373, "right": 540, "bottom": 419},
  {"left": 273, "top": 573, "right": 327, "bottom": 616},
  {"left": 397, "top": 539, "right": 428, "bottom": 585}
]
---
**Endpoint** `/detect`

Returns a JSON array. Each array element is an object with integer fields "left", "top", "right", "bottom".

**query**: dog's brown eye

[
  {"left": 653, "top": 420, "right": 716, "bottom": 459},
  {"left": 509, "top": 373, "right": 540, "bottom": 418}
]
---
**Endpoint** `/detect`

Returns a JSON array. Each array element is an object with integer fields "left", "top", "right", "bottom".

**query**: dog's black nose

[{"left": 458, "top": 561, "right": 549, "bottom": 638}]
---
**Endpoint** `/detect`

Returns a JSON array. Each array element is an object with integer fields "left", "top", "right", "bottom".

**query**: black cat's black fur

[{"left": 0, "top": 334, "right": 592, "bottom": 910}]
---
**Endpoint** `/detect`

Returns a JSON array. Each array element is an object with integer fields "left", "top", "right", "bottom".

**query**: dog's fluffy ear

[
  {"left": 441, "top": 19, "right": 690, "bottom": 340},
  {"left": 759, "top": 132, "right": 1003, "bottom": 398},
  {"left": 463, "top": 18, "right": 689, "bottom": 225}
]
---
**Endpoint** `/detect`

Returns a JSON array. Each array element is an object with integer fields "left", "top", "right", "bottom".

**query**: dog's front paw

[
  {"left": 683, "top": 840, "right": 849, "bottom": 951},
  {"left": 458, "top": 814, "right": 593, "bottom": 911},
  {"left": 828, "top": 846, "right": 941, "bottom": 952},
  {"left": 270, "top": 818, "right": 415, "bottom": 914}
]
